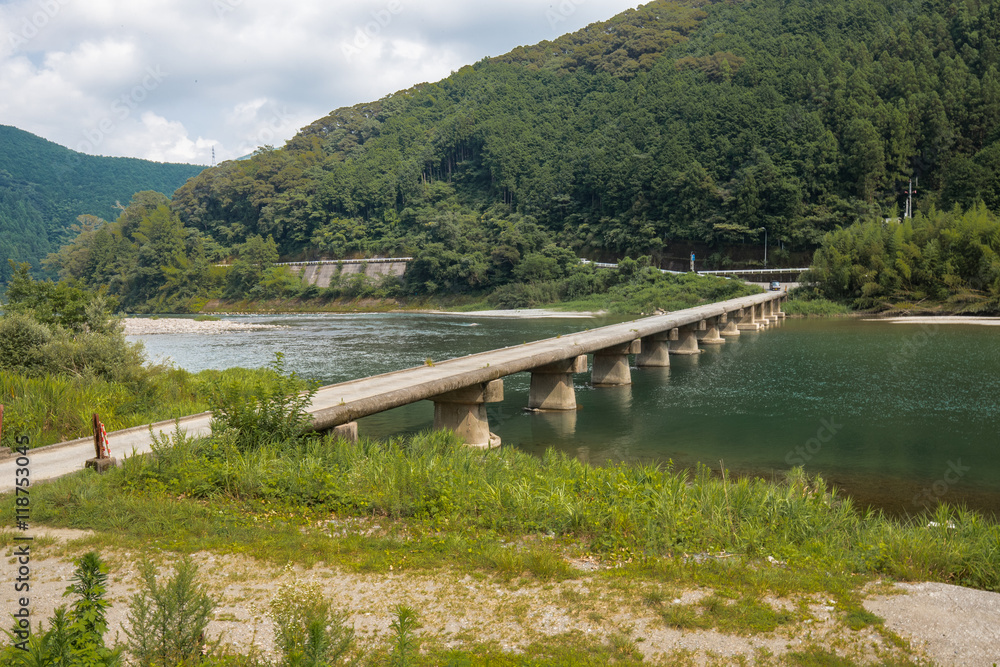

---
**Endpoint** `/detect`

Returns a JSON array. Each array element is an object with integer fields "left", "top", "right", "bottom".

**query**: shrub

[
  {"left": 1, "top": 551, "right": 120, "bottom": 665},
  {"left": 0, "top": 313, "right": 51, "bottom": 373},
  {"left": 268, "top": 581, "right": 355, "bottom": 666},
  {"left": 487, "top": 281, "right": 561, "bottom": 308},
  {"left": 124, "top": 556, "right": 216, "bottom": 666},
  {"left": 40, "top": 328, "right": 150, "bottom": 387},
  {"left": 207, "top": 352, "right": 318, "bottom": 451},
  {"left": 388, "top": 605, "right": 419, "bottom": 667}
]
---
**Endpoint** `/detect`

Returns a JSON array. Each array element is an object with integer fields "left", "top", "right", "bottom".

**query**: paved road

[{"left": 0, "top": 291, "right": 783, "bottom": 493}]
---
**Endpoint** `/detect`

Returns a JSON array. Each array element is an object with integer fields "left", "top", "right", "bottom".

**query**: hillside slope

[
  {"left": 169, "top": 0, "right": 1000, "bottom": 274},
  {"left": 0, "top": 125, "right": 205, "bottom": 282}
]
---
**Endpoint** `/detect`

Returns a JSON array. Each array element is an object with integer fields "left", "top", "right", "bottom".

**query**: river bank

[
  {"left": 121, "top": 317, "right": 287, "bottom": 335},
  {"left": 4, "top": 427, "right": 1000, "bottom": 666}
]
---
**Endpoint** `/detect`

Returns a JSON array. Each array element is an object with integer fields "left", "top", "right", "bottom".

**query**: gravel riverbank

[{"left": 122, "top": 317, "right": 285, "bottom": 335}]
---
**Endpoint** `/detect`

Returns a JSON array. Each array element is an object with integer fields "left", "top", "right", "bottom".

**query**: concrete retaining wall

[{"left": 282, "top": 259, "right": 411, "bottom": 287}]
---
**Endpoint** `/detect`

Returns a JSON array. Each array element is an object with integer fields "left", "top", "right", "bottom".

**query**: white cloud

[{"left": 0, "top": 0, "right": 643, "bottom": 165}]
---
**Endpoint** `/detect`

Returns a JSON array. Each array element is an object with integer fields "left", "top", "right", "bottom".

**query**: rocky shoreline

[{"left": 122, "top": 317, "right": 285, "bottom": 335}]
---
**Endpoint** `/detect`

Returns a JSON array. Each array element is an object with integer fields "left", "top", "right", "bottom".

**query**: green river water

[{"left": 132, "top": 314, "right": 1000, "bottom": 516}]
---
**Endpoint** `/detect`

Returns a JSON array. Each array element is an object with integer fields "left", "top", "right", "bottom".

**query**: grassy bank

[
  {"left": 781, "top": 297, "right": 850, "bottom": 317},
  {"left": 197, "top": 270, "right": 760, "bottom": 317},
  {"left": 3, "top": 429, "right": 993, "bottom": 663},
  {"left": 9, "top": 430, "right": 998, "bottom": 593},
  {"left": 0, "top": 366, "right": 306, "bottom": 449}
]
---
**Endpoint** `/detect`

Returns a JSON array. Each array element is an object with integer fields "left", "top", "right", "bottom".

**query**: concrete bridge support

[
  {"left": 696, "top": 315, "right": 726, "bottom": 345},
  {"left": 332, "top": 422, "right": 359, "bottom": 443},
  {"left": 431, "top": 379, "right": 503, "bottom": 448},
  {"left": 670, "top": 323, "right": 703, "bottom": 355},
  {"left": 737, "top": 306, "right": 759, "bottom": 332},
  {"left": 762, "top": 300, "right": 779, "bottom": 325},
  {"left": 775, "top": 298, "right": 787, "bottom": 320},
  {"left": 528, "top": 355, "right": 587, "bottom": 411},
  {"left": 637, "top": 332, "right": 672, "bottom": 367},
  {"left": 592, "top": 340, "right": 640, "bottom": 386},
  {"left": 754, "top": 303, "right": 769, "bottom": 329},
  {"left": 721, "top": 310, "right": 742, "bottom": 337}
]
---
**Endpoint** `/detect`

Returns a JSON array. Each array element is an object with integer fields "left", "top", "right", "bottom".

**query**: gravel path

[
  {"left": 16, "top": 530, "right": 1000, "bottom": 664},
  {"left": 864, "top": 582, "right": 1000, "bottom": 666}
]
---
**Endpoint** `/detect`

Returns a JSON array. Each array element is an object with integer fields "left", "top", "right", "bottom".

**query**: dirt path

[
  {"left": 13, "top": 530, "right": 1000, "bottom": 664},
  {"left": 864, "top": 582, "right": 1000, "bottom": 666}
]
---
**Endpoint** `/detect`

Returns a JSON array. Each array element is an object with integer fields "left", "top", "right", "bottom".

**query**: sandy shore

[
  {"left": 423, "top": 308, "right": 601, "bottom": 319},
  {"left": 867, "top": 316, "right": 1000, "bottom": 326},
  {"left": 122, "top": 317, "right": 285, "bottom": 335}
]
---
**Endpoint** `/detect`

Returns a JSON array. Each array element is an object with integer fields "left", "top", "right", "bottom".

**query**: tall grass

[
  {"left": 23, "top": 429, "right": 1000, "bottom": 592},
  {"left": 0, "top": 366, "right": 301, "bottom": 448},
  {"left": 781, "top": 298, "right": 850, "bottom": 316}
]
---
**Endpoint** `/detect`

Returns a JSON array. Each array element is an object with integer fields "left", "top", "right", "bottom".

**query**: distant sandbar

[{"left": 867, "top": 316, "right": 1000, "bottom": 326}]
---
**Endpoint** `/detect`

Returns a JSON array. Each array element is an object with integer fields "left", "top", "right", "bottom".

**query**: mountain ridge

[{"left": 0, "top": 124, "right": 205, "bottom": 282}]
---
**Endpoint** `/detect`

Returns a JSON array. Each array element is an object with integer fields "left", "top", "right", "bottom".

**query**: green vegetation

[
  {"left": 780, "top": 297, "right": 850, "bottom": 317},
  {"left": 0, "top": 125, "right": 203, "bottom": 283},
  {"left": 12, "top": 430, "right": 1000, "bottom": 593},
  {"left": 25, "top": 0, "right": 1000, "bottom": 313},
  {"left": 124, "top": 557, "right": 216, "bottom": 665},
  {"left": 169, "top": 0, "right": 1000, "bottom": 269},
  {"left": 555, "top": 261, "right": 760, "bottom": 314},
  {"left": 805, "top": 204, "right": 1000, "bottom": 311},
  {"left": 0, "top": 262, "right": 313, "bottom": 448},
  {"left": 2, "top": 552, "right": 120, "bottom": 665}
]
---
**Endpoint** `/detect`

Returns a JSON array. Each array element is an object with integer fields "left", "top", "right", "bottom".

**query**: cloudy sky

[{"left": 1, "top": 0, "right": 641, "bottom": 165}]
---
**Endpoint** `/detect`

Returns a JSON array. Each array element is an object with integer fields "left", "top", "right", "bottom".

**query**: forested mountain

[
  {"left": 170, "top": 0, "right": 1000, "bottom": 263},
  {"left": 42, "top": 0, "right": 1000, "bottom": 311},
  {"left": 0, "top": 125, "right": 204, "bottom": 282}
]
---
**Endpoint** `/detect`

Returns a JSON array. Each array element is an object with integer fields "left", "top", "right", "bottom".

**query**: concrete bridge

[{"left": 0, "top": 291, "right": 786, "bottom": 490}]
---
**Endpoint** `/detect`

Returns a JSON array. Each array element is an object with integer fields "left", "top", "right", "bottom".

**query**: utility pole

[{"left": 903, "top": 178, "right": 917, "bottom": 219}]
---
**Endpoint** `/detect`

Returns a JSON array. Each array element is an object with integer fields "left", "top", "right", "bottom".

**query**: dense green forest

[
  {"left": 0, "top": 125, "right": 204, "bottom": 283},
  {"left": 803, "top": 204, "right": 1000, "bottom": 311},
  {"left": 38, "top": 0, "right": 1000, "bottom": 310},
  {"left": 169, "top": 0, "right": 1000, "bottom": 257}
]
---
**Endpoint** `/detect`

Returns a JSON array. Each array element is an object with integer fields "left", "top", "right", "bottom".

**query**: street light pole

[{"left": 758, "top": 227, "right": 767, "bottom": 267}]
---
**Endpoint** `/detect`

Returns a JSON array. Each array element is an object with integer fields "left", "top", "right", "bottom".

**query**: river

[{"left": 129, "top": 313, "right": 1000, "bottom": 516}]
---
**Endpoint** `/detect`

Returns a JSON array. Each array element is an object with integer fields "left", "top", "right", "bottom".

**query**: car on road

[{"left": 769, "top": 281, "right": 781, "bottom": 291}]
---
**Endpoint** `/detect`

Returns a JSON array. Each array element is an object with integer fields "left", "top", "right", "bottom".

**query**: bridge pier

[
  {"left": 696, "top": 315, "right": 726, "bottom": 345},
  {"left": 775, "top": 297, "right": 787, "bottom": 320},
  {"left": 670, "top": 323, "right": 703, "bottom": 355},
  {"left": 431, "top": 379, "right": 503, "bottom": 448},
  {"left": 528, "top": 355, "right": 587, "bottom": 411},
  {"left": 763, "top": 301, "right": 781, "bottom": 326},
  {"left": 756, "top": 303, "right": 770, "bottom": 329},
  {"left": 637, "top": 332, "right": 672, "bottom": 367},
  {"left": 332, "top": 422, "right": 359, "bottom": 443},
  {"left": 721, "top": 310, "right": 741, "bottom": 337},
  {"left": 737, "top": 306, "right": 759, "bottom": 332},
  {"left": 592, "top": 340, "right": 640, "bottom": 386}
]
